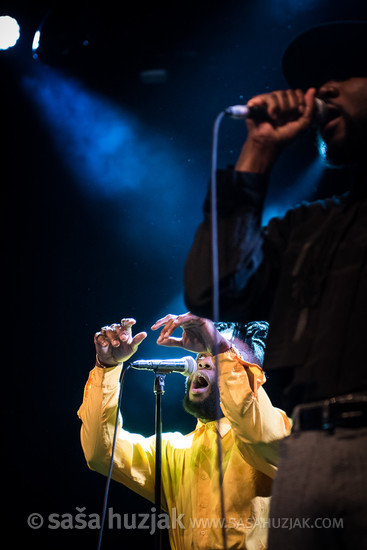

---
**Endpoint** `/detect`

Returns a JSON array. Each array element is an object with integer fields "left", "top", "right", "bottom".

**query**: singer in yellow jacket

[{"left": 78, "top": 313, "right": 291, "bottom": 549}]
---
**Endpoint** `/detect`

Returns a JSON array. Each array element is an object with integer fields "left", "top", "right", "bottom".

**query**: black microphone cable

[
  {"left": 96, "top": 363, "right": 130, "bottom": 550},
  {"left": 210, "top": 109, "right": 228, "bottom": 550}
]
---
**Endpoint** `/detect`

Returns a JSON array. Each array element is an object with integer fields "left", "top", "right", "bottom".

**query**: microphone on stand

[
  {"left": 130, "top": 356, "right": 197, "bottom": 376},
  {"left": 225, "top": 97, "right": 328, "bottom": 126}
]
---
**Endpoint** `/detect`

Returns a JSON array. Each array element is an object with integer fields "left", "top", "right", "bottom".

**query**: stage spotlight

[
  {"left": 0, "top": 15, "right": 20, "bottom": 50},
  {"left": 32, "top": 30, "right": 41, "bottom": 58}
]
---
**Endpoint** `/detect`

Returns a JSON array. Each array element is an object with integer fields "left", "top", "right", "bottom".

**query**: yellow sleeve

[
  {"left": 218, "top": 348, "right": 292, "bottom": 479},
  {"left": 77, "top": 366, "right": 158, "bottom": 504}
]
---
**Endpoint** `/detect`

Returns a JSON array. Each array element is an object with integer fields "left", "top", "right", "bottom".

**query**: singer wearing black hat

[
  {"left": 184, "top": 20, "right": 367, "bottom": 550},
  {"left": 78, "top": 314, "right": 290, "bottom": 549}
]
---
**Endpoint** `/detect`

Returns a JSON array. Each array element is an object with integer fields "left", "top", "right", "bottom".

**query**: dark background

[{"left": 2, "top": 1, "right": 367, "bottom": 548}]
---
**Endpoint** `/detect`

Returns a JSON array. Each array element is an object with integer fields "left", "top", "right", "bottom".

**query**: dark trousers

[{"left": 267, "top": 427, "right": 367, "bottom": 550}]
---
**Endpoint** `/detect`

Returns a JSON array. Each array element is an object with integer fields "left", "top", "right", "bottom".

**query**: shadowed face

[{"left": 317, "top": 77, "right": 367, "bottom": 166}]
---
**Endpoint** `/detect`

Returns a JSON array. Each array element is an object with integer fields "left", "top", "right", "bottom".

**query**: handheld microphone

[
  {"left": 225, "top": 98, "right": 327, "bottom": 126},
  {"left": 130, "top": 356, "right": 197, "bottom": 376}
]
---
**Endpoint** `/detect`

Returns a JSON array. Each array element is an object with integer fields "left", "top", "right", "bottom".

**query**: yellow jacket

[{"left": 78, "top": 347, "right": 291, "bottom": 549}]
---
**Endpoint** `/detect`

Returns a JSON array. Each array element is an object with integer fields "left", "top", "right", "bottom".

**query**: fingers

[
  {"left": 153, "top": 312, "right": 209, "bottom": 351},
  {"left": 131, "top": 331, "right": 148, "bottom": 351},
  {"left": 151, "top": 314, "right": 178, "bottom": 331},
  {"left": 152, "top": 313, "right": 188, "bottom": 348},
  {"left": 303, "top": 87, "right": 317, "bottom": 122},
  {"left": 247, "top": 88, "right": 312, "bottom": 126},
  {"left": 152, "top": 312, "right": 198, "bottom": 330},
  {"left": 94, "top": 318, "right": 137, "bottom": 348},
  {"left": 152, "top": 314, "right": 183, "bottom": 339},
  {"left": 157, "top": 337, "right": 183, "bottom": 349},
  {"left": 153, "top": 315, "right": 183, "bottom": 347},
  {"left": 94, "top": 313, "right": 214, "bottom": 358},
  {"left": 94, "top": 317, "right": 147, "bottom": 366},
  {"left": 152, "top": 312, "right": 197, "bottom": 339}
]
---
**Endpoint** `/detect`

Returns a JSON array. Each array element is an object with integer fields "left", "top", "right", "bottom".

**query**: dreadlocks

[{"left": 214, "top": 320, "right": 269, "bottom": 365}]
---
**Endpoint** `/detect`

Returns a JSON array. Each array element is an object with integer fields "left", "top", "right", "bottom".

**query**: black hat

[{"left": 282, "top": 20, "right": 367, "bottom": 90}]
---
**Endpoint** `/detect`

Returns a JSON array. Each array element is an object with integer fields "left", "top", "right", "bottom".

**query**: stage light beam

[{"left": 0, "top": 16, "right": 20, "bottom": 50}]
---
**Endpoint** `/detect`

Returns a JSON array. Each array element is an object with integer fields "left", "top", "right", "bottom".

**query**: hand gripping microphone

[
  {"left": 130, "top": 356, "right": 197, "bottom": 376},
  {"left": 225, "top": 97, "right": 328, "bottom": 126}
]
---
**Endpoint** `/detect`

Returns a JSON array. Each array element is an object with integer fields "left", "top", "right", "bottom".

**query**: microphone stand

[{"left": 154, "top": 372, "right": 166, "bottom": 550}]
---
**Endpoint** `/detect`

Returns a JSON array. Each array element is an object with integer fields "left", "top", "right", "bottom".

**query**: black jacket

[{"left": 184, "top": 170, "right": 367, "bottom": 413}]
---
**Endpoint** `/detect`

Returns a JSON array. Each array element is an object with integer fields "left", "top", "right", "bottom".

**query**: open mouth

[{"left": 190, "top": 372, "right": 210, "bottom": 395}]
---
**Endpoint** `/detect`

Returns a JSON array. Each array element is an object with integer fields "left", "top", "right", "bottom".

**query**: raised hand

[
  {"left": 94, "top": 318, "right": 147, "bottom": 367},
  {"left": 235, "top": 87, "right": 317, "bottom": 174},
  {"left": 151, "top": 312, "right": 230, "bottom": 355},
  {"left": 246, "top": 88, "right": 316, "bottom": 142}
]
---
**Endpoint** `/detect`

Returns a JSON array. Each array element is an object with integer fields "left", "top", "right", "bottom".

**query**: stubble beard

[
  {"left": 320, "top": 112, "right": 367, "bottom": 167},
  {"left": 182, "top": 379, "right": 222, "bottom": 423}
]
